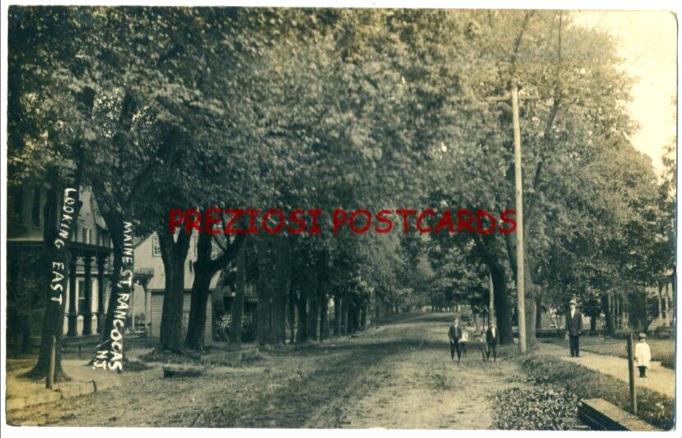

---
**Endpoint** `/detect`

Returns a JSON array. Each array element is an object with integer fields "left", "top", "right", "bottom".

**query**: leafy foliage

[
  {"left": 8, "top": 8, "right": 673, "bottom": 349},
  {"left": 493, "top": 384, "right": 579, "bottom": 430}
]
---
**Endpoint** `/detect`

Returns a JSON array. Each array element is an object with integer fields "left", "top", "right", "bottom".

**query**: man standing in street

[
  {"left": 448, "top": 317, "right": 463, "bottom": 363},
  {"left": 565, "top": 299, "right": 583, "bottom": 357}
]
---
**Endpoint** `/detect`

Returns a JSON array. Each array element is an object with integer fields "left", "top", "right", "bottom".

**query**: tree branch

[
  {"left": 525, "top": 12, "right": 563, "bottom": 225},
  {"left": 208, "top": 234, "right": 246, "bottom": 273},
  {"left": 509, "top": 11, "right": 535, "bottom": 76}
]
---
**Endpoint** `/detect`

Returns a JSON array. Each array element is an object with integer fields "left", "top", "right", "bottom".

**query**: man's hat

[{"left": 569, "top": 299, "right": 577, "bottom": 305}]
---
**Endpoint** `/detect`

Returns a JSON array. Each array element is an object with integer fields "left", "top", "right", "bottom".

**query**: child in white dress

[{"left": 634, "top": 333, "right": 651, "bottom": 378}]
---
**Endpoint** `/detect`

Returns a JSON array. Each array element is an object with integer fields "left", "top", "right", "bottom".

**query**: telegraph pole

[
  {"left": 489, "top": 270, "right": 494, "bottom": 324},
  {"left": 512, "top": 82, "right": 527, "bottom": 353}
]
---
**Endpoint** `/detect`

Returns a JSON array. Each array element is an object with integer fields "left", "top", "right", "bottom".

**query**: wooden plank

[{"left": 578, "top": 398, "right": 660, "bottom": 431}]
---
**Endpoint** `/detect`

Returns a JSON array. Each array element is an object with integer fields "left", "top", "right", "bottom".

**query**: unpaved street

[{"left": 8, "top": 314, "right": 529, "bottom": 428}]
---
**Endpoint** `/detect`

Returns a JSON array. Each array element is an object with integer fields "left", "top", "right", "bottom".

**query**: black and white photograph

[{"left": 1, "top": 1, "right": 678, "bottom": 433}]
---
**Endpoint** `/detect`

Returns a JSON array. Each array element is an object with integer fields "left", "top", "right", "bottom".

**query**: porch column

[
  {"left": 97, "top": 254, "right": 106, "bottom": 333},
  {"left": 67, "top": 255, "right": 78, "bottom": 336},
  {"left": 82, "top": 254, "right": 93, "bottom": 335}
]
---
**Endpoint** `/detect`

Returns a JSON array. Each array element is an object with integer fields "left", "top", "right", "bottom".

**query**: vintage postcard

[{"left": 1, "top": 1, "right": 678, "bottom": 434}]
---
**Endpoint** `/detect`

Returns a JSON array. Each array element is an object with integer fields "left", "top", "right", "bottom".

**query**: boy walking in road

[
  {"left": 459, "top": 326, "right": 469, "bottom": 356},
  {"left": 448, "top": 317, "right": 463, "bottom": 363}
]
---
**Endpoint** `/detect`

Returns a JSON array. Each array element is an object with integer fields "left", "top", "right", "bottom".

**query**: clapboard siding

[{"left": 150, "top": 291, "right": 212, "bottom": 343}]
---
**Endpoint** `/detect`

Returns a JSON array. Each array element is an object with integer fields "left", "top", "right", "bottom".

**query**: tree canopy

[{"left": 8, "top": 7, "right": 674, "bottom": 366}]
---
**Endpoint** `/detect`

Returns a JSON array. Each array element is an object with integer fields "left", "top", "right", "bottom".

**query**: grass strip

[{"left": 520, "top": 354, "right": 673, "bottom": 430}]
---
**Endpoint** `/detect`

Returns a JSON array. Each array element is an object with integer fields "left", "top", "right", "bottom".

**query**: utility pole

[
  {"left": 626, "top": 333, "right": 637, "bottom": 414},
  {"left": 512, "top": 82, "right": 527, "bottom": 353},
  {"left": 489, "top": 270, "right": 494, "bottom": 324}
]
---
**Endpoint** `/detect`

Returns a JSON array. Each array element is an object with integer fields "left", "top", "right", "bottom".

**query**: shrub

[
  {"left": 536, "top": 328, "right": 565, "bottom": 338},
  {"left": 217, "top": 314, "right": 256, "bottom": 343},
  {"left": 653, "top": 326, "right": 673, "bottom": 339},
  {"left": 660, "top": 356, "right": 675, "bottom": 369},
  {"left": 493, "top": 385, "right": 579, "bottom": 430}
]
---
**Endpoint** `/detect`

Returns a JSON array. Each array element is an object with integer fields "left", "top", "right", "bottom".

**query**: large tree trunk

[
  {"left": 25, "top": 173, "right": 82, "bottom": 381},
  {"left": 158, "top": 227, "right": 190, "bottom": 352},
  {"left": 185, "top": 231, "right": 245, "bottom": 351},
  {"left": 307, "top": 269, "right": 319, "bottom": 341},
  {"left": 601, "top": 292, "right": 614, "bottom": 336},
  {"left": 288, "top": 279, "right": 296, "bottom": 344},
  {"left": 360, "top": 302, "right": 367, "bottom": 329},
  {"left": 342, "top": 293, "right": 350, "bottom": 335},
  {"left": 296, "top": 289, "right": 308, "bottom": 342},
  {"left": 351, "top": 300, "right": 360, "bottom": 332},
  {"left": 229, "top": 248, "right": 246, "bottom": 345},
  {"left": 333, "top": 294, "right": 341, "bottom": 336},
  {"left": 486, "top": 257, "right": 513, "bottom": 344},
  {"left": 320, "top": 294, "right": 329, "bottom": 340},
  {"left": 185, "top": 230, "right": 213, "bottom": 351},
  {"left": 523, "top": 261, "right": 537, "bottom": 347},
  {"left": 347, "top": 301, "right": 355, "bottom": 333},
  {"left": 535, "top": 295, "right": 542, "bottom": 329},
  {"left": 271, "top": 236, "right": 289, "bottom": 344},
  {"left": 94, "top": 215, "right": 135, "bottom": 370},
  {"left": 525, "top": 296, "right": 537, "bottom": 346},
  {"left": 184, "top": 265, "right": 212, "bottom": 351},
  {"left": 99, "top": 213, "right": 124, "bottom": 343},
  {"left": 256, "top": 237, "right": 273, "bottom": 346},
  {"left": 317, "top": 254, "right": 329, "bottom": 341}
]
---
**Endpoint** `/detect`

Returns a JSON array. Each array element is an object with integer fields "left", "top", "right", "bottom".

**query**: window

[
  {"left": 152, "top": 234, "right": 162, "bottom": 257},
  {"left": 31, "top": 188, "right": 41, "bottom": 227},
  {"left": 78, "top": 279, "right": 87, "bottom": 314},
  {"left": 13, "top": 187, "right": 24, "bottom": 225}
]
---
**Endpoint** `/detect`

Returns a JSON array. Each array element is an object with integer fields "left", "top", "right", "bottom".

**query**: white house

[{"left": 134, "top": 231, "right": 222, "bottom": 342}]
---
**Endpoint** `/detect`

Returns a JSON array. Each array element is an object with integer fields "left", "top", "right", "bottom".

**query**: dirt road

[{"left": 7, "top": 314, "right": 529, "bottom": 428}]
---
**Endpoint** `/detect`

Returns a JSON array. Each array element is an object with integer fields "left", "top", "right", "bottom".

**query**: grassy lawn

[{"left": 542, "top": 336, "right": 675, "bottom": 369}]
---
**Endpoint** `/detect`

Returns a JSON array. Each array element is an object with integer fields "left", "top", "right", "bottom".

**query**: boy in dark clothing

[
  {"left": 448, "top": 317, "right": 463, "bottom": 363},
  {"left": 485, "top": 322, "right": 498, "bottom": 362}
]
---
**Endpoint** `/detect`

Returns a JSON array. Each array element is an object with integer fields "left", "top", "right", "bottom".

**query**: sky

[{"left": 572, "top": 10, "right": 677, "bottom": 174}]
